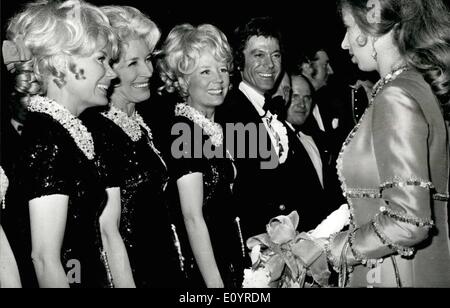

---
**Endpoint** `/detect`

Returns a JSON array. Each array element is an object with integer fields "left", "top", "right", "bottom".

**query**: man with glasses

[{"left": 279, "top": 74, "right": 342, "bottom": 232}]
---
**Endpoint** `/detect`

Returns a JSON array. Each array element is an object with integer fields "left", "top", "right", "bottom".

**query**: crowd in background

[{"left": 0, "top": 0, "right": 449, "bottom": 288}]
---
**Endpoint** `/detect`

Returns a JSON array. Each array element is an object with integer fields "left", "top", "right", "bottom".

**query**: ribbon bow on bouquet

[
  {"left": 242, "top": 205, "right": 351, "bottom": 288},
  {"left": 244, "top": 211, "right": 330, "bottom": 288}
]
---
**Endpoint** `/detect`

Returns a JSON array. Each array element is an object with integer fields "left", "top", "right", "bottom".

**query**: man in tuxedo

[
  {"left": 215, "top": 17, "right": 288, "bottom": 243},
  {"left": 297, "top": 46, "right": 351, "bottom": 168},
  {"left": 280, "top": 74, "right": 342, "bottom": 232},
  {"left": 300, "top": 47, "right": 335, "bottom": 133}
]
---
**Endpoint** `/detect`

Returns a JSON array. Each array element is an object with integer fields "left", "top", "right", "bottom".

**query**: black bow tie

[{"left": 263, "top": 94, "right": 285, "bottom": 116}]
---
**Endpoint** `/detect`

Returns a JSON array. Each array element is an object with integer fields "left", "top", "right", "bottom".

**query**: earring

[
  {"left": 371, "top": 49, "right": 377, "bottom": 60},
  {"left": 371, "top": 37, "right": 378, "bottom": 61},
  {"left": 356, "top": 34, "right": 368, "bottom": 47}
]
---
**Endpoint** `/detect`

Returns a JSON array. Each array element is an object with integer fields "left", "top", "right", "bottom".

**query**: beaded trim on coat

[{"left": 336, "top": 66, "right": 409, "bottom": 229}]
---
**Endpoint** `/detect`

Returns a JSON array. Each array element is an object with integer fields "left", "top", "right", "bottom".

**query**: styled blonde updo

[
  {"left": 6, "top": 0, "right": 119, "bottom": 96},
  {"left": 157, "top": 23, "right": 233, "bottom": 99},
  {"left": 101, "top": 5, "right": 161, "bottom": 60}
]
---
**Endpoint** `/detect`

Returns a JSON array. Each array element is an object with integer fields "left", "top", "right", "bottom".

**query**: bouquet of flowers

[{"left": 242, "top": 204, "right": 350, "bottom": 288}]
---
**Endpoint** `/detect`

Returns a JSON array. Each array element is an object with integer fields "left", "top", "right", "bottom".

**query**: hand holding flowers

[{"left": 242, "top": 204, "right": 351, "bottom": 288}]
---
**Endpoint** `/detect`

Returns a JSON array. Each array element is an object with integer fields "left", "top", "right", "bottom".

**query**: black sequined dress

[
  {"left": 81, "top": 110, "right": 182, "bottom": 288},
  {"left": 169, "top": 116, "right": 245, "bottom": 288},
  {"left": 16, "top": 112, "right": 109, "bottom": 288}
]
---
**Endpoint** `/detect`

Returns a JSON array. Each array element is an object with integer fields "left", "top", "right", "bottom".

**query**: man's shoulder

[
  {"left": 216, "top": 88, "right": 256, "bottom": 123},
  {"left": 223, "top": 88, "right": 250, "bottom": 108}
]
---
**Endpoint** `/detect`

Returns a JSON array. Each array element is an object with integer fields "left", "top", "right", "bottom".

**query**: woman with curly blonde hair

[
  {"left": 3, "top": 0, "right": 134, "bottom": 287},
  {"left": 158, "top": 23, "right": 245, "bottom": 288}
]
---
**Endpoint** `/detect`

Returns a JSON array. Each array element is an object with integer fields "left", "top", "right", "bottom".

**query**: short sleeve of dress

[
  {"left": 21, "top": 120, "right": 70, "bottom": 201},
  {"left": 168, "top": 116, "right": 206, "bottom": 181}
]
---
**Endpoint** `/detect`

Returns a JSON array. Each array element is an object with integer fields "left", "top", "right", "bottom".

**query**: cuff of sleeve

[{"left": 325, "top": 231, "right": 358, "bottom": 273}]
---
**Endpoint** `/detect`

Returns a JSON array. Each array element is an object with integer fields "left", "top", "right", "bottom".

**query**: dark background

[{"left": 1, "top": 0, "right": 375, "bottom": 128}]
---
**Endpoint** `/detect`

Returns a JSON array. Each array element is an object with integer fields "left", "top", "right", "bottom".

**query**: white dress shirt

[
  {"left": 239, "top": 81, "right": 281, "bottom": 158},
  {"left": 312, "top": 104, "right": 325, "bottom": 132}
]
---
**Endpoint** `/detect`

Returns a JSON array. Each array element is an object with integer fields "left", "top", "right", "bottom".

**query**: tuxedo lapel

[
  {"left": 284, "top": 124, "right": 323, "bottom": 189},
  {"left": 216, "top": 88, "right": 287, "bottom": 239},
  {"left": 220, "top": 89, "right": 278, "bottom": 162},
  {"left": 234, "top": 90, "right": 264, "bottom": 125}
]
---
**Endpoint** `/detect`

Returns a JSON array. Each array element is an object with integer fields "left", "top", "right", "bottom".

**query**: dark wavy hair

[
  {"left": 232, "top": 16, "right": 284, "bottom": 72},
  {"left": 338, "top": 0, "right": 450, "bottom": 118}
]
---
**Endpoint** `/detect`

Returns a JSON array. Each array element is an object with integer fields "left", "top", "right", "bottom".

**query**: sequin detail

[
  {"left": 434, "top": 193, "right": 450, "bottom": 201},
  {"left": 102, "top": 106, "right": 166, "bottom": 169},
  {"left": 0, "top": 166, "right": 8, "bottom": 210},
  {"left": 345, "top": 188, "right": 381, "bottom": 199},
  {"left": 235, "top": 217, "right": 245, "bottom": 258},
  {"left": 171, "top": 224, "right": 185, "bottom": 272},
  {"left": 371, "top": 216, "right": 415, "bottom": 257},
  {"left": 344, "top": 176, "right": 447, "bottom": 202},
  {"left": 175, "top": 103, "right": 223, "bottom": 147},
  {"left": 348, "top": 228, "right": 383, "bottom": 267},
  {"left": 380, "top": 176, "right": 434, "bottom": 191},
  {"left": 379, "top": 206, "right": 434, "bottom": 228},
  {"left": 27, "top": 95, "right": 95, "bottom": 160},
  {"left": 324, "top": 232, "right": 341, "bottom": 273},
  {"left": 100, "top": 250, "right": 115, "bottom": 288},
  {"left": 336, "top": 66, "right": 409, "bottom": 229}
]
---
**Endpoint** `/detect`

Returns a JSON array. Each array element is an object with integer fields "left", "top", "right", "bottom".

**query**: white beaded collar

[
  {"left": 174, "top": 103, "right": 223, "bottom": 147},
  {"left": 27, "top": 95, "right": 95, "bottom": 160},
  {"left": 101, "top": 105, "right": 153, "bottom": 142}
]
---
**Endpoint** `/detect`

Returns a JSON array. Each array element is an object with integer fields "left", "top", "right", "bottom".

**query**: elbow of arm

[
  {"left": 31, "top": 250, "right": 60, "bottom": 274},
  {"left": 100, "top": 217, "right": 121, "bottom": 245},
  {"left": 406, "top": 225, "right": 430, "bottom": 246},
  {"left": 383, "top": 222, "right": 431, "bottom": 249}
]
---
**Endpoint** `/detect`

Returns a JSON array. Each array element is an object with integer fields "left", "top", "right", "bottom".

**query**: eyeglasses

[{"left": 291, "top": 94, "right": 312, "bottom": 105}]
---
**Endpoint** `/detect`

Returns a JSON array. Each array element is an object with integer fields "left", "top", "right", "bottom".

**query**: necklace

[
  {"left": 174, "top": 103, "right": 223, "bottom": 147},
  {"left": 370, "top": 66, "right": 409, "bottom": 104},
  {"left": 336, "top": 65, "right": 409, "bottom": 230},
  {"left": 27, "top": 95, "right": 95, "bottom": 160}
]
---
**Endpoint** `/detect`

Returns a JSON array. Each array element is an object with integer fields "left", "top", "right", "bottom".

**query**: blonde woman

[
  {"left": 81, "top": 6, "right": 182, "bottom": 287},
  {"left": 158, "top": 24, "right": 245, "bottom": 288},
  {"left": 5, "top": 0, "right": 133, "bottom": 287}
]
